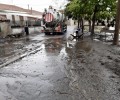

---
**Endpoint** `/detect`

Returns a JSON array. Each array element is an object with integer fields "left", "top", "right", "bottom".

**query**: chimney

[
  {"left": 28, "top": 4, "right": 29, "bottom": 10},
  {"left": 31, "top": 7, "right": 32, "bottom": 14}
]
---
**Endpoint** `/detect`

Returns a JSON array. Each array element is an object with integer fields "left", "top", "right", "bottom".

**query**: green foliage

[{"left": 65, "top": 0, "right": 117, "bottom": 21}]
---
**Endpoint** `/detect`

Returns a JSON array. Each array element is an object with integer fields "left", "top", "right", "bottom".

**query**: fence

[{"left": 10, "top": 20, "right": 42, "bottom": 28}]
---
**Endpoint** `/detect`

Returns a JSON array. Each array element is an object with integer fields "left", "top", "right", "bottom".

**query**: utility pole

[
  {"left": 113, "top": 0, "right": 120, "bottom": 45},
  {"left": 28, "top": 4, "right": 29, "bottom": 10}
]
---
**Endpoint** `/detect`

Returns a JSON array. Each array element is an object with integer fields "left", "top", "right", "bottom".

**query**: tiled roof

[
  {"left": 0, "top": 3, "right": 27, "bottom": 12},
  {"left": 0, "top": 3, "right": 43, "bottom": 15}
]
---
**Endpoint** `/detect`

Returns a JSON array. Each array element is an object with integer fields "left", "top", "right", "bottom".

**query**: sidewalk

[{"left": 0, "top": 33, "right": 44, "bottom": 68}]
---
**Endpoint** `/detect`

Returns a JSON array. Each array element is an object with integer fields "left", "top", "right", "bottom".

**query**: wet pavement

[
  {"left": 0, "top": 32, "right": 64, "bottom": 65},
  {"left": 0, "top": 26, "right": 120, "bottom": 100}
]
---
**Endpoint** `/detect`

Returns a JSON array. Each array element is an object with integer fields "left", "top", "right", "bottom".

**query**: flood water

[
  {"left": 0, "top": 33, "right": 93, "bottom": 100},
  {"left": 0, "top": 26, "right": 120, "bottom": 100}
]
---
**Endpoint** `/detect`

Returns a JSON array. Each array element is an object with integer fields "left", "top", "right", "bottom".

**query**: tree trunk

[
  {"left": 91, "top": 5, "right": 97, "bottom": 35},
  {"left": 81, "top": 18, "right": 84, "bottom": 33},
  {"left": 113, "top": 0, "right": 120, "bottom": 45},
  {"left": 78, "top": 18, "right": 80, "bottom": 28},
  {"left": 80, "top": 18, "right": 82, "bottom": 28},
  {"left": 89, "top": 20, "right": 91, "bottom": 32}
]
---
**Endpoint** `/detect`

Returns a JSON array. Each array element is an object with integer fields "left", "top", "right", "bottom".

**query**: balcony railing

[{"left": 11, "top": 20, "right": 42, "bottom": 28}]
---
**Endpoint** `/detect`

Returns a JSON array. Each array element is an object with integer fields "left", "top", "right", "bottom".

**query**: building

[
  {"left": 0, "top": 3, "right": 43, "bottom": 27},
  {"left": 0, "top": 3, "right": 43, "bottom": 37}
]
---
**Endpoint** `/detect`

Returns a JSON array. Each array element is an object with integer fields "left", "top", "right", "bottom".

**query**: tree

[
  {"left": 90, "top": 0, "right": 117, "bottom": 35},
  {"left": 65, "top": 0, "right": 117, "bottom": 33},
  {"left": 65, "top": 0, "right": 91, "bottom": 32},
  {"left": 113, "top": 0, "right": 120, "bottom": 45}
]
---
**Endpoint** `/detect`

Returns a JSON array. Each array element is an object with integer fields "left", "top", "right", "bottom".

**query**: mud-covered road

[{"left": 0, "top": 26, "right": 120, "bottom": 100}]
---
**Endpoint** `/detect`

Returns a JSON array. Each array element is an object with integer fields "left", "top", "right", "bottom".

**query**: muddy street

[{"left": 0, "top": 26, "right": 120, "bottom": 100}]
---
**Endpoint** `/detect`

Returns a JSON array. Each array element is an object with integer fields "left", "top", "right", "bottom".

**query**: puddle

[
  {"left": 43, "top": 38, "right": 64, "bottom": 54},
  {"left": 66, "top": 39, "right": 92, "bottom": 54}
]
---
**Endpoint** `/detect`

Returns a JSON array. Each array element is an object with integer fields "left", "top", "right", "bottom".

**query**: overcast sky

[{"left": 0, "top": 0, "right": 68, "bottom": 12}]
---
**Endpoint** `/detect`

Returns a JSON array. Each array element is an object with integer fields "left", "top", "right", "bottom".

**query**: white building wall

[
  {"left": 6, "top": 14, "right": 12, "bottom": 20},
  {"left": 24, "top": 16, "right": 28, "bottom": 21},
  {"left": 67, "top": 18, "right": 75, "bottom": 26},
  {"left": 15, "top": 15, "right": 20, "bottom": 21},
  {"left": 0, "top": 22, "right": 11, "bottom": 37},
  {"left": 70, "top": 18, "right": 75, "bottom": 26}
]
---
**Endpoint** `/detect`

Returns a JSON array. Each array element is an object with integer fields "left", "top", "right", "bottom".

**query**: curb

[{"left": 0, "top": 47, "right": 42, "bottom": 68}]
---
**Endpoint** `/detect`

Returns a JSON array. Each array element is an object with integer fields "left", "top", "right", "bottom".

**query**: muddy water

[
  {"left": 0, "top": 36, "right": 93, "bottom": 100},
  {"left": 63, "top": 39, "right": 120, "bottom": 100},
  {"left": 0, "top": 33, "right": 120, "bottom": 100},
  {"left": 0, "top": 34, "right": 45, "bottom": 64}
]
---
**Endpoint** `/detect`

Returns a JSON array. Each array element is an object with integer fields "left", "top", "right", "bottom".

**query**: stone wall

[
  {"left": 11, "top": 26, "right": 43, "bottom": 35},
  {"left": 0, "top": 23, "right": 43, "bottom": 38},
  {"left": 0, "top": 22, "right": 11, "bottom": 38}
]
